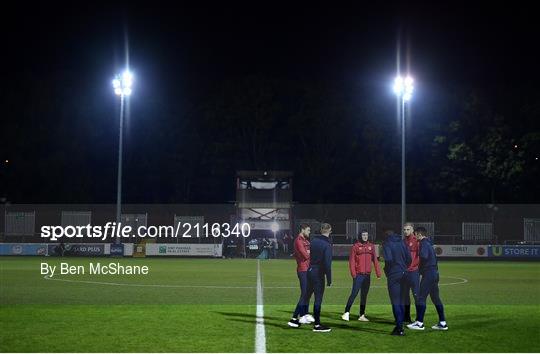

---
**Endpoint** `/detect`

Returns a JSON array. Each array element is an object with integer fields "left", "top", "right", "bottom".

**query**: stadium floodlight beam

[
  {"left": 394, "top": 75, "right": 414, "bottom": 229},
  {"left": 112, "top": 70, "right": 134, "bottom": 240}
]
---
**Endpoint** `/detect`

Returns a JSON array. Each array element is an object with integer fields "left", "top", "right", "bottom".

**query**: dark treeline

[{"left": 1, "top": 75, "right": 539, "bottom": 204}]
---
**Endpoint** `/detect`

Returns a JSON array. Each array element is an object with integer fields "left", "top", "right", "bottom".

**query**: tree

[{"left": 432, "top": 93, "right": 525, "bottom": 202}]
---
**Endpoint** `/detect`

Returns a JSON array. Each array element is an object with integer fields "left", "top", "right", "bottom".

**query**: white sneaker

[
  {"left": 432, "top": 322, "right": 448, "bottom": 331},
  {"left": 358, "top": 314, "right": 369, "bottom": 322},
  {"left": 341, "top": 312, "right": 350, "bottom": 321},
  {"left": 406, "top": 321, "right": 418, "bottom": 329},
  {"left": 299, "top": 315, "right": 310, "bottom": 324},
  {"left": 407, "top": 321, "right": 425, "bottom": 330},
  {"left": 287, "top": 318, "right": 300, "bottom": 328},
  {"left": 305, "top": 314, "right": 315, "bottom": 323}
]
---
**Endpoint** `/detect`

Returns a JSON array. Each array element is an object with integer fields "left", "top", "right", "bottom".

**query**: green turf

[{"left": 1, "top": 257, "right": 539, "bottom": 352}]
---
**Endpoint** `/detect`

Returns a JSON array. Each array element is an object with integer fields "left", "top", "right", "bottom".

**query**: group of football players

[{"left": 286, "top": 222, "right": 448, "bottom": 335}]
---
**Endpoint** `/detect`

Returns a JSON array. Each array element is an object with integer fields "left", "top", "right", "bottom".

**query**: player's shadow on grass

[
  {"left": 227, "top": 318, "right": 285, "bottom": 329},
  {"left": 276, "top": 310, "right": 396, "bottom": 325},
  {"left": 213, "top": 311, "right": 284, "bottom": 322},
  {"left": 222, "top": 317, "right": 388, "bottom": 334},
  {"left": 216, "top": 311, "right": 389, "bottom": 334},
  {"left": 328, "top": 312, "right": 395, "bottom": 325},
  {"left": 213, "top": 314, "right": 302, "bottom": 330},
  {"left": 323, "top": 322, "right": 389, "bottom": 335}
]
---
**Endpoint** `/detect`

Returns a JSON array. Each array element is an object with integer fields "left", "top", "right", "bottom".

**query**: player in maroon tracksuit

[
  {"left": 341, "top": 230, "right": 381, "bottom": 321},
  {"left": 287, "top": 224, "right": 315, "bottom": 327},
  {"left": 403, "top": 222, "right": 420, "bottom": 323}
]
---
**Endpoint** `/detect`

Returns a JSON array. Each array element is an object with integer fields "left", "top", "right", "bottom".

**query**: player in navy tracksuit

[
  {"left": 383, "top": 230, "right": 412, "bottom": 336},
  {"left": 307, "top": 223, "right": 333, "bottom": 332},
  {"left": 407, "top": 227, "right": 448, "bottom": 331}
]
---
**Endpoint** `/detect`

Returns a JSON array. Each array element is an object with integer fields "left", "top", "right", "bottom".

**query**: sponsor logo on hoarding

[
  {"left": 110, "top": 244, "right": 124, "bottom": 256},
  {"left": 489, "top": 246, "right": 540, "bottom": 258},
  {"left": 0, "top": 243, "right": 49, "bottom": 256},
  {"left": 492, "top": 246, "right": 502, "bottom": 256},
  {"left": 434, "top": 245, "right": 487, "bottom": 257},
  {"left": 47, "top": 244, "right": 104, "bottom": 256},
  {"left": 146, "top": 243, "right": 222, "bottom": 257}
]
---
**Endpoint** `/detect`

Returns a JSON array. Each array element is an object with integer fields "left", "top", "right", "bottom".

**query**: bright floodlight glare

[
  {"left": 271, "top": 222, "right": 279, "bottom": 233},
  {"left": 394, "top": 75, "right": 414, "bottom": 101},
  {"left": 393, "top": 76, "right": 404, "bottom": 95},
  {"left": 112, "top": 70, "right": 134, "bottom": 97}
]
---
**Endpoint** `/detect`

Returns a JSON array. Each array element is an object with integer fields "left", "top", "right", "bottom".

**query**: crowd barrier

[
  {"left": 0, "top": 243, "right": 539, "bottom": 259},
  {"left": 0, "top": 243, "right": 134, "bottom": 256}
]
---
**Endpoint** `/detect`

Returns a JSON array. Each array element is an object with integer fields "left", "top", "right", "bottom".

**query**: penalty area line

[
  {"left": 43, "top": 275, "right": 254, "bottom": 288},
  {"left": 43, "top": 275, "right": 468, "bottom": 290}
]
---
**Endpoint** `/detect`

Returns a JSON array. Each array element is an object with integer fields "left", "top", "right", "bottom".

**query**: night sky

[{"left": 1, "top": 3, "right": 538, "bottom": 204}]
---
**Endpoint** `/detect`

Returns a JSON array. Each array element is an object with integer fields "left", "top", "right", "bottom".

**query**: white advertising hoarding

[
  {"left": 146, "top": 243, "right": 222, "bottom": 257},
  {"left": 433, "top": 244, "right": 488, "bottom": 257}
]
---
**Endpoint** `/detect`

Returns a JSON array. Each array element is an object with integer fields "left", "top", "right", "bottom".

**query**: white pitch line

[
  {"left": 264, "top": 276, "right": 469, "bottom": 289},
  {"left": 43, "top": 275, "right": 254, "bottom": 289},
  {"left": 255, "top": 260, "right": 266, "bottom": 354},
  {"left": 43, "top": 275, "right": 468, "bottom": 289}
]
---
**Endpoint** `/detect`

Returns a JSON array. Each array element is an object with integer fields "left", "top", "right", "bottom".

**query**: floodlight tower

[
  {"left": 112, "top": 71, "right": 133, "bottom": 232},
  {"left": 393, "top": 75, "right": 414, "bottom": 228}
]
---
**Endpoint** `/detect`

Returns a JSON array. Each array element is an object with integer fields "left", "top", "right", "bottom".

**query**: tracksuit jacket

[
  {"left": 294, "top": 234, "right": 310, "bottom": 272},
  {"left": 348, "top": 241, "right": 382, "bottom": 278},
  {"left": 419, "top": 238, "right": 438, "bottom": 275},
  {"left": 308, "top": 235, "right": 332, "bottom": 285},
  {"left": 383, "top": 233, "right": 412, "bottom": 278},
  {"left": 405, "top": 235, "right": 420, "bottom": 272}
]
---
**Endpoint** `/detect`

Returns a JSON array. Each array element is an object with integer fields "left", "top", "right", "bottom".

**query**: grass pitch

[{"left": 0, "top": 256, "right": 539, "bottom": 352}]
